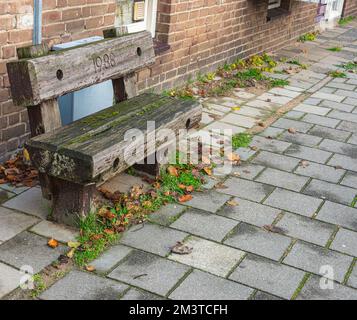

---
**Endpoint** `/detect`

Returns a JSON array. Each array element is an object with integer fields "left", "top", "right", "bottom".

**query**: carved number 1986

[{"left": 93, "top": 53, "right": 116, "bottom": 73}]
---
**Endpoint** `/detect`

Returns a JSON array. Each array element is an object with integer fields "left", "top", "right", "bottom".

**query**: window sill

[
  {"left": 153, "top": 39, "right": 170, "bottom": 55},
  {"left": 267, "top": 8, "right": 290, "bottom": 22}
]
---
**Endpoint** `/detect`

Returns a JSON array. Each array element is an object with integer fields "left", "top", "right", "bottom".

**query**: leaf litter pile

[{"left": 0, "top": 150, "right": 38, "bottom": 187}]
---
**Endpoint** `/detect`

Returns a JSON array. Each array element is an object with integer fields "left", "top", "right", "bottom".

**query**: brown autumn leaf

[
  {"left": 299, "top": 160, "right": 309, "bottom": 168},
  {"left": 214, "top": 182, "right": 228, "bottom": 189},
  {"left": 178, "top": 194, "right": 193, "bottom": 203},
  {"left": 170, "top": 241, "right": 193, "bottom": 255},
  {"left": 167, "top": 166, "right": 179, "bottom": 177},
  {"left": 227, "top": 153, "right": 241, "bottom": 163},
  {"left": 288, "top": 127, "right": 296, "bottom": 134},
  {"left": 47, "top": 238, "right": 59, "bottom": 249},
  {"left": 104, "top": 228, "right": 115, "bottom": 235},
  {"left": 263, "top": 225, "right": 286, "bottom": 234},
  {"left": 178, "top": 184, "right": 186, "bottom": 190},
  {"left": 203, "top": 167, "right": 212, "bottom": 176},
  {"left": 227, "top": 199, "right": 239, "bottom": 206},
  {"left": 0, "top": 178, "right": 6, "bottom": 184},
  {"left": 185, "top": 185, "right": 194, "bottom": 192},
  {"left": 66, "top": 248, "right": 75, "bottom": 259},
  {"left": 85, "top": 265, "right": 96, "bottom": 272}
]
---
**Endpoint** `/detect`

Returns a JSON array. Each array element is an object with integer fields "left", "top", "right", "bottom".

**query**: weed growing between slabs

[
  {"left": 327, "top": 47, "right": 342, "bottom": 52},
  {"left": 232, "top": 133, "right": 252, "bottom": 150},
  {"left": 329, "top": 70, "right": 347, "bottom": 78},
  {"left": 298, "top": 32, "right": 318, "bottom": 42},
  {"left": 339, "top": 16, "right": 355, "bottom": 26}
]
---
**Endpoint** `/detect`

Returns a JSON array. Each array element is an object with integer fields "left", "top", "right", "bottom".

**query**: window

[
  {"left": 115, "top": 0, "right": 158, "bottom": 37},
  {"left": 268, "top": 0, "right": 282, "bottom": 9}
]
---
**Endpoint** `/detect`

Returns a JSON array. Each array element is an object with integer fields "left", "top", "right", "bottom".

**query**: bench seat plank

[{"left": 26, "top": 93, "right": 201, "bottom": 184}]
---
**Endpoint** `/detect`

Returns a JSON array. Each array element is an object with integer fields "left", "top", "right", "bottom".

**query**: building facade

[{"left": 0, "top": 0, "right": 334, "bottom": 161}]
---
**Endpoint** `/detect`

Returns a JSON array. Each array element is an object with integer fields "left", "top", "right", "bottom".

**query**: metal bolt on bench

[{"left": 7, "top": 29, "right": 202, "bottom": 227}]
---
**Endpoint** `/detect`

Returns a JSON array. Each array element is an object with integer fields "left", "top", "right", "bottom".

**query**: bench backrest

[{"left": 7, "top": 31, "right": 155, "bottom": 107}]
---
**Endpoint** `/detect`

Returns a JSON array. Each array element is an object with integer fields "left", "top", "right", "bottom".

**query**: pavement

[{"left": 1, "top": 21, "right": 357, "bottom": 300}]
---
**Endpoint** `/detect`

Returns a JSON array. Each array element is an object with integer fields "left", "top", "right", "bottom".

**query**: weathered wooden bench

[{"left": 7, "top": 30, "right": 202, "bottom": 226}]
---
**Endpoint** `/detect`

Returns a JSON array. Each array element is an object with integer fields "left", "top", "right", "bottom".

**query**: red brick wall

[
  {"left": 0, "top": 0, "right": 317, "bottom": 161},
  {"left": 343, "top": 0, "right": 357, "bottom": 17},
  {"left": 0, "top": 0, "right": 116, "bottom": 161}
]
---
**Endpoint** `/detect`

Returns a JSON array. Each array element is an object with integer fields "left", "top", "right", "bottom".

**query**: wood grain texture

[
  {"left": 26, "top": 93, "right": 202, "bottom": 184},
  {"left": 7, "top": 31, "right": 155, "bottom": 106}
]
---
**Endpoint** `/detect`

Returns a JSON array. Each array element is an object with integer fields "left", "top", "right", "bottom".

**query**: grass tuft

[
  {"left": 339, "top": 16, "right": 355, "bottom": 26},
  {"left": 298, "top": 32, "right": 318, "bottom": 42},
  {"left": 328, "top": 70, "right": 347, "bottom": 78},
  {"left": 327, "top": 47, "right": 342, "bottom": 52},
  {"left": 232, "top": 133, "right": 252, "bottom": 149}
]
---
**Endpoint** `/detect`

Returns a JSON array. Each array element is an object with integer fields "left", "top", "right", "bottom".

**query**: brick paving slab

[
  {"left": 224, "top": 223, "right": 291, "bottom": 261},
  {"left": 229, "top": 255, "right": 305, "bottom": 300},
  {"left": 317, "top": 201, "right": 357, "bottom": 232},
  {"left": 230, "top": 163, "right": 265, "bottom": 180},
  {"left": 276, "top": 212, "right": 336, "bottom": 246},
  {"left": 311, "top": 92, "right": 344, "bottom": 103},
  {"left": 40, "top": 270, "right": 129, "bottom": 300},
  {"left": 340, "top": 172, "right": 357, "bottom": 188},
  {"left": 347, "top": 264, "right": 357, "bottom": 289},
  {"left": 329, "top": 110, "right": 357, "bottom": 124},
  {"left": 30, "top": 220, "right": 78, "bottom": 243},
  {"left": 234, "top": 147, "right": 257, "bottom": 161},
  {"left": 284, "top": 144, "right": 332, "bottom": 164},
  {"left": 283, "top": 241, "right": 353, "bottom": 282},
  {"left": 182, "top": 190, "right": 231, "bottom": 213},
  {"left": 0, "top": 231, "right": 66, "bottom": 273},
  {"left": 0, "top": 207, "right": 39, "bottom": 243},
  {"left": 0, "top": 262, "right": 21, "bottom": 299},
  {"left": 308, "top": 125, "right": 351, "bottom": 142},
  {"left": 147, "top": 203, "right": 186, "bottom": 226},
  {"left": 303, "top": 179, "right": 356, "bottom": 206},
  {"left": 319, "top": 100, "right": 355, "bottom": 113},
  {"left": 330, "top": 228, "right": 357, "bottom": 257},
  {"left": 279, "top": 131, "right": 323, "bottom": 147},
  {"left": 259, "top": 127, "right": 285, "bottom": 138},
  {"left": 220, "top": 113, "right": 257, "bottom": 128},
  {"left": 108, "top": 250, "right": 189, "bottom": 296},
  {"left": 257, "top": 93, "right": 293, "bottom": 105},
  {"left": 348, "top": 134, "right": 357, "bottom": 145},
  {"left": 293, "top": 104, "right": 331, "bottom": 116},
  {"left": 121, "top": 288, "right": 164, "bottom": 300},
  {"left": 303, "top": 98, "right": 321, "bottom": 106},
  {"left": 328, "top": 153, "right": 357, "bottom": 172},
  {"left": 302, "top": 114, "right": 340, "bottom": 128},
  {"left": 250, "top": 136, "right": 291, "bottom": 153},
  {"left": 216, "top": 177, "right": 275, "bottom": 202},
  {"left": 344, "top": 97, "right": 357, "bottom": 106},
  {"left": 319, "top": 139, "right": 357, "bottom": 158},
  {"left": 252, "top": 291, "right": 282, "bottom": 300},
  {"left": 283, "top": 110, "right": 306, "bottom": 120},
  {"left": 294, "top": 161, "right": 345, "bottom": 183},
  {"left": 170, "top": 209, "right": 237, "bottom": 242},
  {"left": 264, "top": 188, "right": 323, "bottom": 217},
  {"left": 119, "top": 223, "right": 188, "bottom": 257},
  {"left": 218, "top": 197, "right": 280, "bottom": 227},
  {"left": 252, "top": 151, "right": 300, "bottom": 172},
  {"left": 297, "top": 275, "right": 357, "bottom": 300},
  {"left": 337, "top": 120, "right": 357, "bottom": 133},
  {"left": 92, "top": 245, "right": 132, "bottom": 274},
  {"left": 272, "top": 118, "right": 314, "bottom": 133},
  {"left": 168, "top": 236, "right": 245, "bottom": 277},
  {"left": 169, "top": 269, "right": 253, "bottom": 300},
  {"left": 255, "top": 168, "right": 309, "bottom": 192}
]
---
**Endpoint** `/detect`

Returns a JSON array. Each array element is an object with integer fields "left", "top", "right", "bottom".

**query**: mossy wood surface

[
  {"left": 7, "top": 31, "right": 155, "bottom": 106},
  {"left": 26, "top": 93, "right": 202, "bottom": 184}
]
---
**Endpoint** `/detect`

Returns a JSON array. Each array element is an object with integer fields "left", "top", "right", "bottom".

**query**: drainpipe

[{"left": 33, "top": 0, "right": 42, "bottom": 45}]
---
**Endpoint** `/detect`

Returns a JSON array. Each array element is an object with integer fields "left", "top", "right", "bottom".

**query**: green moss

[{"left": 232, "top": 133, "right": 252, "bottom": 149}]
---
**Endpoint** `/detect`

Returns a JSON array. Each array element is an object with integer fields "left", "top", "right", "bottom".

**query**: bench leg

[
  {"left": 133, "top": 152, "right": 161, "bottom": 178},
  {"left": 48, "top": 177, "right": 97, "bottom": 227}
]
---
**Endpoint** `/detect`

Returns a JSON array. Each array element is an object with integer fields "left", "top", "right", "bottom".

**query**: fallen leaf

[
  {"left": 231, "top": 106, "right": 241, "bottom": 111},
  {"left": 227, "top": 153, "right": 241, "bottom": 163},
  {"left": 227, "top": 199, "right": 239, "bottom": 206},
  {"left": 299, "top": 160, "right": 309, "bottom": 168},
  {"left": 85, "top": 265, "right": 96, "bottom": 272},
  {"left": 288, "top": 127, "right": 296, "bottom": 134},
  {"left": 23, "top": 148, "right": 30, "bottom": 162},
  {"left": 258, "top": 121, "right": 265, "bottom": 127},
  {"left": 250, "top": 146, "right": 258, "bottom": 151},
  {"left": 263, "top": 225, "right": 286, "bottom": 234},
  {"left": 67, "top": 241, "right": 81, "bottom": 249},
  {"left": 171, "top": 241, "right": 193, "bottom": 255},
  {"left": 214, "top": 182, "right": 228, "bottom": 189},
  {"left": 104, "top": 228, "right": 115, "bottom": 235},
  {"left": 185, "top": 185, "right": 194, "bottom": 192},
  {"left": 178, "top": 184, "right": 186, "bottom": 190},
  {"left": 167, "top": 166, "right": 179, "bottom": 177},
  {"left": 47, "top": 238, "right": 59, "bottom": 249},
  {"left": 67, "top": 248, "right": 75, "bottom": 259},
  {"left": 334, "top": 165, "right": 343, "bottom": 170},
  {"left": 203, "top": 167, "right": 212, "bottom": 176},
  {"left": 178, "top": 194, "right": 193, "bottom": 203}
]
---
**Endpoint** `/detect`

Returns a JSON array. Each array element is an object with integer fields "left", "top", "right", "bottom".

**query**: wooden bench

[{"left": 7, "top": 30, "right": 202, "bottom": 226}]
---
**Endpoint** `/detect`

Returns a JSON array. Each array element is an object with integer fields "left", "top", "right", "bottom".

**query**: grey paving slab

[
  {"left": 250, "top": 136, "right": 291, "bottom": 153},
  {"left": 204, "top": 121, "right": 246, "bottom": 135},
  {"left": 252, "top": 291, "right": 282, "bottom": 300},
  {"left": 264, "top": 188, "right": 323, "bottom": 217},
  {"left": 2, "top": 187, "right": 51, "bottom": 219},
  {"left": 319, "top": 138, "right": 357, "bottom": 158},
  {"left": 303, "top": 97, "right": 322, "bottom": 106},
  {"left": 284, "top": 241, "right": 353, "bottom": 283},
  {"left": 171, "top": 209, "right": 237, "bottom": 242},
  {"left": 252, "top": 151, "right": 301, "bottom": 172},
  {"left": 279, "top": 131, "right": 323, "bottom": 147},
  {"left": 0, "top": 262, "right": 21, "bottom": 299},
  {"left": 0, "top": 184, "right": 29, "bottom": 195},
  {"left": 302, "top": 114, "right": 340, "bottom": 128},
  {"left": 30, "top": 220, "right": 78, "bottom": 243},
  {"left": 121, "top": 288, "right": 164, "bottom": 300},
  {"left": 120, "top": 223, "right": 188, "bottom": 257},
  {"left": 297, "top": 275, "right": 357, "bottom": 300},
  {"left": 326, "top": 81, "right": 356, "bottom": 91},
  {"left": 245, "top": 99, "right": 280, "bottom": 110},
  {"left": 220, "top": 113, "right": 256, "bottom": 128},
  {"left": 168, "top": 236, "right": 245, "bottom": 277},
  {"left": 303, "top": 179, "right": 356, "bottom": 206},
  {"left": 257, "top": 93, "right": 293, "bottom": 105},
  {"left": 0, "top": 207, "right": 39, "bottom": 242},
  {"left": 108, "top": 250, "right": 189, "bottom": 296},
  {"left": 294, "top": 103, "right": 331, "bottom": 116},
  {"left": 183, "top": 190, "right": 231, "bottom": 213},
  {"left": 328, "top": 153, "right": 357, "bottom": 172},
  {"left": 276, "top": 212, "right": 336, "bottom": 246},
  {"left": 218, "top": 197, "right": 281, "bottom": 227},
  {"left": 294, "top": 161, "right": 345, "bottom": 183},
  {"left": 169, "top": 269, "right": 253, "bottom": 300},
  {"left": 0, "top": 190, "right": 15, "bottom": 204},
  {"left": 272, "top": 118, "right": 314, "bottom": 133},
  {"left": 92, "top": 245, "right": 132, "bottom": 274},
  {"left": 308, "top": 125, "right": 351, "bottom": 142},
  {"left": 317, "top": 201, "right": 357, "bottom": 232},
  {"left": 284, "top": 144, "right": 332, "bottom": 164},
  {"left": 347, "top": 264, "right": 357, "bottom": 289},
  {"left": 319, "top": 100, "right": 355, "bottom": 112},
  {"left": 340, "top": 171, "right": 357, "bottom": 188},
  {"left": 40, "top": 270, "right": 128, "bottom": 300},
  {"left": 269, "top": 87, "right": 301, "bottom": 98},
  {"left": 229, "top": 255, "right": 305, "bottom": 299},
  {"left": 0, "top": 231, "right": 66, "bottom": 273},
  {"left": 311, "top": 91, "right": 345, "bottom": 102},
  {"left": 259, "top": 127, "right": 285, "bottom": 138},
  {"left": 216, "top": 177, "right": 275, "bottom": 202},
  {"left": 224, "top": 223, "right": 291, "bottom": 261},
  {"left": 330, "top": 228, "right": 357, "bottom": 256},
  {"left": 344, "top": 97, "right": 357, "bottom": 105},
  {"left": 234, "top": 147, "right": 257, "bottom": 161},
  {"left": 230, "top": 163, "right": 265, "bottom": 180},
  {"left": 337, "top": 120, "right": 357, "bottom": 133},
  {"left": 349, "top": 134, "right": 357, "bottom": 145},
  {"left": 255, "top": 168, "right": 309, "bottom": 192},
  {"left": 283, "top": 110, "right": 306, "bottom": 120},
  {"left": 329, "top": 110, "right": 357, "bottom": 123},
  {"left": 335, "top": 89, "right": 357, "bottom": 99},
  {"left": 148, "top": 203, "right": 186, "bottom": 226}
]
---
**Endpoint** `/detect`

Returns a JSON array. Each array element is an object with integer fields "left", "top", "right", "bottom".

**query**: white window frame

[
  {"left": 268, "top": 0, "right": 282, "bottom": 9},
  {"left": 125, "top": 0, "right": 158, "bottom": 37}
]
